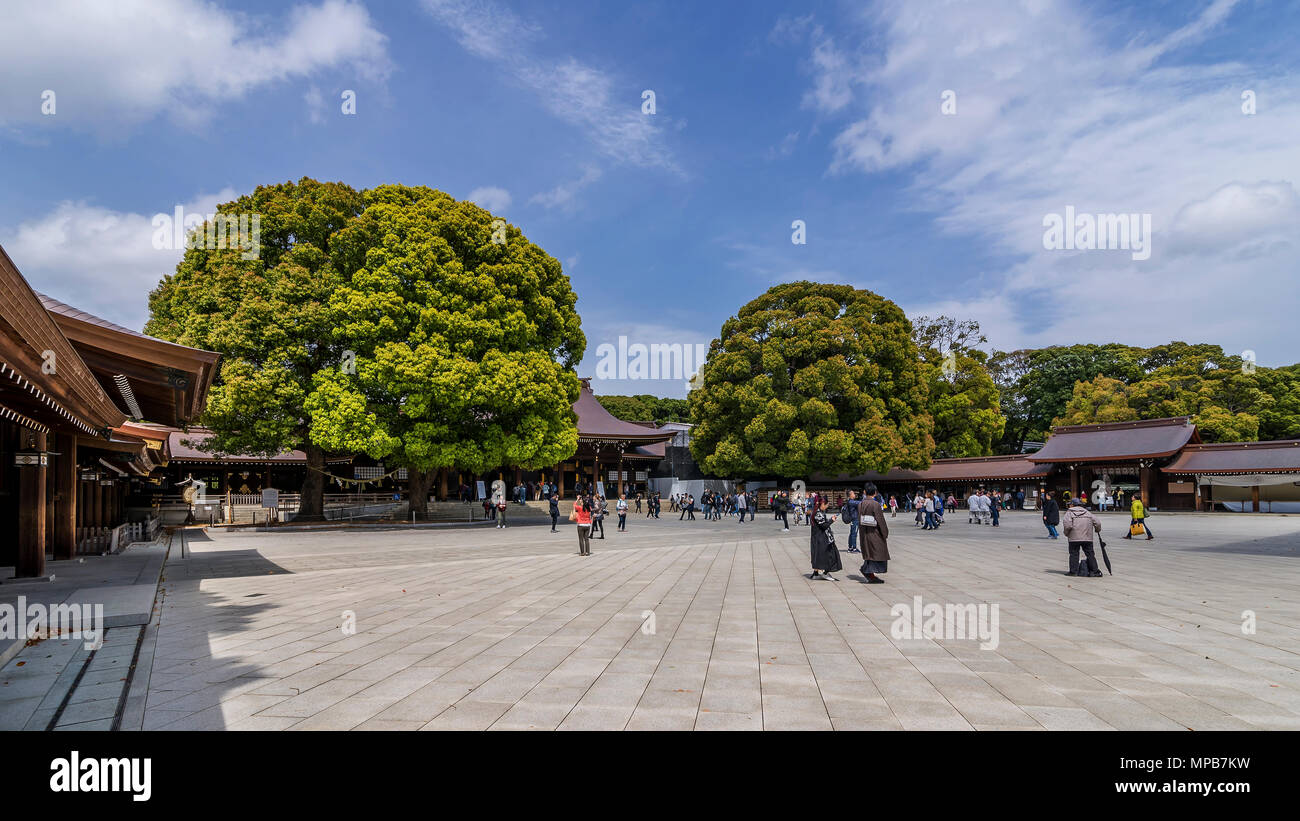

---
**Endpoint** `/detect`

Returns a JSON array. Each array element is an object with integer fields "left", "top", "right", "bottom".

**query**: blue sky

[{"left": 2, "top": 0, "right": 1298, "bottom": 398}]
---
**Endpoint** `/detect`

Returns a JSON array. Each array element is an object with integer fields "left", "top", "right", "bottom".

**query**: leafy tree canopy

[
  {"left": 596, "top": 394, "right": 690, "bottom": 424},
  {"left": 147, "top": 178, "right": 584, "bottom": 515},
  {"left": 687, "top": 282, "right": 932, "bottom": 478}
]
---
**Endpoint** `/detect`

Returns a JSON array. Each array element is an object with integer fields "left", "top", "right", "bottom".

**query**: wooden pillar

[
  {"left": 54, "top": 435, "right": 76, "bottom": 560},
  {"left": 1069, "top": 466, "right": 1079, "bottom": 499},
  {"left": 617, "top": 451, "right": 625, "bottom": 497},
  {"left": 98, "top": 479, "right": 108, "bottom": 531},
  {"left": 16, "top": 431, "right": 48, "bottom": 578},
  {"left": 593, "top": 452, "right": 601, "bottom": 496},
  {"left": 557, "top": 465, "right": 565, "bottom": 498},
  {"left": 1202, "top": 482, "right": 1213, "bottom": 512},
  {"left": 1251, "top": 484, "right": 1260, "bottom": 513}
]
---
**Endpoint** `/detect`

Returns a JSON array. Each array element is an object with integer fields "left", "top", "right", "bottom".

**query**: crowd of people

[{"left": 482, "top": 478, "right": 1135, "bottom": 584}]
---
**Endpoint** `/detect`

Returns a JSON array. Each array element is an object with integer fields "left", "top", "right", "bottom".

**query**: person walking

[
  {"left": 841, "top": 490, "right": 860, "bottom": 554},
  {"left": 635, "top": 493, "right": 643, "bottom": 514},
  {"left": 1061, "top": 500, "right": 1104, "bottom": 576},
  {"left": 617, "top": 493, "right": 628, "bottom": 532},
  {"left": 592, "top": 495, "right": 606, "bottom": 539},
  {"left": 736, "top": 488, "right": 748, "bottom": 525},
  {"left": 571, "top": 495, "right": 593, "bottom": 556},
  {"left": 809, "top": 497, "right": 842, "bottom": 581},
  {"left": 549, "top": 493, "right": 560, "bottom": 532},
  {"left": 774, "top": 490, "right": 790, "bottom": 531},
  {"left": 857, "top": 482, "right": 890, "bottom": 584},
  {"left": 889, "top": 495, "right": 898, "bottom": 517},
  {"left": 496, "top": 496, "right": 508, "bottom": 528},
  {"left": 1124, "top": 493, "right": 1154, "bottom": 540},
  {"left": 1042, "top": 490, "right": 1060, "bottom": 539},
  {"left": 990, "top": 496, "right": 1000, "bottom": 527},
  {"left": 922, "top": 492, "right": 937, "bottom": 530}
]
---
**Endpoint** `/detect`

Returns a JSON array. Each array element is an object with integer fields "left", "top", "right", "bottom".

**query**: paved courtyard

[{"left": 134, "top": 509, "right": 1300, "bottom": 730}]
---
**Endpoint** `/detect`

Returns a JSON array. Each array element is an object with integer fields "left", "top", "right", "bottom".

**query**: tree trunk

[
  {"left": 407, "top": 468, "right": 434, "bottom": 519},
  {"left": 298, "top": 444, "right": 326, "bottom": 520}
]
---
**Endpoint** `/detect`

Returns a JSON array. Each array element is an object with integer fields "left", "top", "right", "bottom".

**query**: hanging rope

[{"left": 305, "top": 463, "right": 406, "bottom": 486}]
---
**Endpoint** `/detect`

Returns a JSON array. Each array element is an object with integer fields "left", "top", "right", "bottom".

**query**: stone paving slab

[{"left": 107, "top": 511, "right": 1300, "bottom": 730}]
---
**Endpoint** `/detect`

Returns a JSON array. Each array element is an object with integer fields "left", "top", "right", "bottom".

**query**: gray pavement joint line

[
  {"left": 472, "top": 541, "right": 695, "bottom": 729},
  {"left": 691, "top": 538, "right": 743, "bottom": 731},
  {"left": 624, "top": 542, "right": 730, "bottom": 725},
  {"left": 812, "top": 542, "right": 1079, "bottom": 729},
  {"left": 45, "top": 641, "right": 99, "bottom": 731},
  {"left": 419, "top": 542, "right": 687, "bottom": 726},
  {"left": 559, "top": 542, "right": 712, "bottom": 731},
  {"left": 589, "top": 542, "right": 726, "bottom": 729},
  {"left": 118, "top": 529, "right": 175, "bottom": 729},
  {"left": 111, "top": 626, "right": 149, "bottom": 731},
  {"left": 765, "top": 537, "right": 839, "bottom": 729}
]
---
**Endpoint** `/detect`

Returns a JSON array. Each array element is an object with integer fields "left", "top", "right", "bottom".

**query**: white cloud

[
  {"left": 529, "top": 166, "right": 603, "bottom": 211},
  {"left": 304, "top": 86, "right": 327, "bottom": 125},
  {"left": 467, "top": 186, "right": 512, "bottom": 213},
  {"left": 1, "top": 189, "right": 240, "bottom": 332},
  {"left": 796, "top": 0, "right": 1300, "bottom": 359},
  {"left": 421, "top": 0, "right": 678, "bottom": 173},
  {"left": 0, "top": 0, "right": 391, "bottom": 134}
]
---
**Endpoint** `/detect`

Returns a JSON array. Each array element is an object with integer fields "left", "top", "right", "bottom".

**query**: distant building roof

[
  {"left": 575, "top": 380, "right": 677, "bottom": 444},
  {"left": 1162, "top": 439, "right": 1300, "bottom": 475},
  {"left": 1027, "top": 417, "right": 1199, "bottom": 463},
  {"left": 836, "top": 455, "right": 1054, "bottom": 484},
  {"left": 167, "top": 429, "right": 351, "bottom": 465}
]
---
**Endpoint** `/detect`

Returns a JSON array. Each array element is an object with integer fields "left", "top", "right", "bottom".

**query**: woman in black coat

[{"left": 810, "top": 498, "right": 842, "bottom": 580}]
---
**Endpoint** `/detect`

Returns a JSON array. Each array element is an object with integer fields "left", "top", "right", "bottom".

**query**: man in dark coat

[
  {"left": 857, "top": 482, "right": 890, "bottom": 583},
  {"left": 1042, "top": 490, "right": 1060, "bottom": 539}
]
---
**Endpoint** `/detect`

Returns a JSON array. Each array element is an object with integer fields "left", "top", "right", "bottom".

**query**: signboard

[
  {"left": 475, "top": 480, "right": 486, "bottom": 500},
  {"left": 261, "top": 488, "right": 279, "bottom": 508},
  {"left": 596, "top": 481, "right": 606, "bottom": 497}
]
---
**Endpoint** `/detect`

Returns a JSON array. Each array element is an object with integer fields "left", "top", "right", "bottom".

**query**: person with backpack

[
  {"left": 857, "top": 482, "right": 890, "bottom": 584},
  {"left": 1061, "top": 500, "right": 1104, "bottom": 576},
  {"left": 1124, "top": 493, "right": 1154, "bottom": 540},
  {"left": 841, "top": 490, "right": 860, "bottom": 554},
  {"left": 1042, "top": 490, "right": 1060, "bottom": 539}
]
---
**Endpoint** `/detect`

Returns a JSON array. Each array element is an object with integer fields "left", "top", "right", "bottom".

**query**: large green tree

[
  {"left": 990, "top": 343, "right": 1145, "bottom": 451},
  {"left": 911, "top": 316, "right": 1004, "bottom": 457},
  {"left": 305, "top": 184, "right": 584, "bottom": 516},
  {"left": 595, "top": 394, "right": 690, "bottom": 424},
  {"left": 147, "top": 178, "right": 584, "bottom": 519},
  {"left": 147, "top": 178, "right": 366, "bottom": 518},
  {"left": 1054, "top": 345, "right": 1292, "bottom": 443},
  {"left": 687, "top": 282, "right": 933, "bottom": 478}
]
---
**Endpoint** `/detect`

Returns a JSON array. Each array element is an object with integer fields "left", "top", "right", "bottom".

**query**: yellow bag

[{"left": 1129, "top": 522, "right": 1145, "bottom": 536}]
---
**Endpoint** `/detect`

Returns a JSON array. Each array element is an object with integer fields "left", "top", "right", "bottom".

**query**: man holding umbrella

[{"left": 1061, "top": 499, "right": 1105, "bottom": 577}]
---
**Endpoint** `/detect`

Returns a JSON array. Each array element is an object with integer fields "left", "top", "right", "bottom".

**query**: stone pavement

[
  {"left": 0, "top": 540, "right": 166, "bottom": 730},
  {"left": 118, "top": 511, "right": 1300, "bottom": 729}
]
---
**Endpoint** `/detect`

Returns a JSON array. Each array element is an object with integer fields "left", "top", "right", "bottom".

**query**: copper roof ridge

[
  {"left": 1178, "top": 438, "right": 1300, "bottom": 451},
  {"left": 1050, "top": 416, "right": 1192, "bottom": 434}
]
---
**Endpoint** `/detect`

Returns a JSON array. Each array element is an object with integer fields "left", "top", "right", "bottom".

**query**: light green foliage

[{"left": 688, "top": 282, "right": 933, "bottom": 478}]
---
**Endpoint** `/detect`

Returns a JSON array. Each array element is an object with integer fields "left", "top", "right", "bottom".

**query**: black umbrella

[{"left": 1098, "top": 536, "right": 1113, "bottom": 575}]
